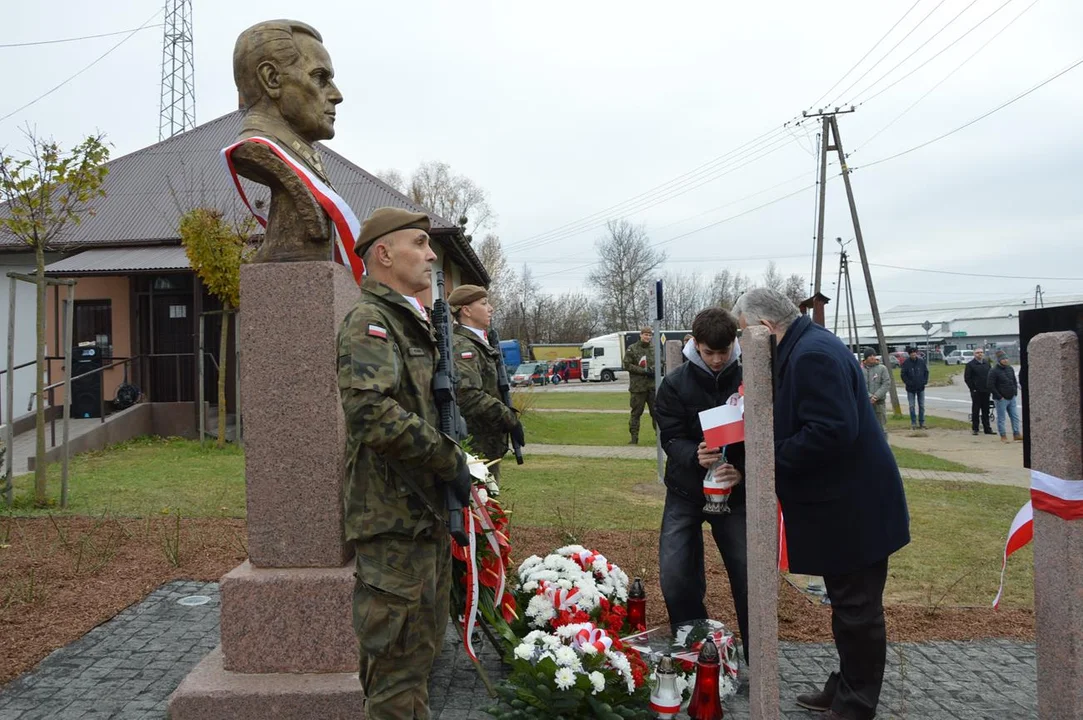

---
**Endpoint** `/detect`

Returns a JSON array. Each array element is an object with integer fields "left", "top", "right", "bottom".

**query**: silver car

[{"left": 944, "top": 349, "right": 975, "bottom": 366}]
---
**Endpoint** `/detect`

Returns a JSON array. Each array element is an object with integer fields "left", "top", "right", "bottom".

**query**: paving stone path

[{"left": 0, "top": 581, "right": 1036, "bottom": 719}]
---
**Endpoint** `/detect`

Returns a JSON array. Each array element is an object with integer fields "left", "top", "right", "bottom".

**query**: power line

[
  {"left": 515, "top": 253, "right": 813, "bottom": 266},
  {"left": 854, "top": 0, "right": 1041, "bottom": 154},
  {"left": 0, "top": 9, "right": 163, "bottom": 124},
  {"left": 850, "top": 0, "right": 994, "bottom": 105},
  {"left": 830, "top": 0, "right": 950, "bottom": 107},
  {"left": 807, "top": 0, "right": 923, "bottom": 111},
  {"left": 0, "top": 24, "right": 163, "bottom": 48},
  {"left": 855, "top": 54, "right": 1083, "bottom": 171},
  {"left": 503, "top": 129, "right": 805, "bottom": 252},
  {"left": 868, "top": 262, "right": 1083, "bottom": 282},
  {"left": 531, "top": 179, "right": 823, "bottom": 280}
]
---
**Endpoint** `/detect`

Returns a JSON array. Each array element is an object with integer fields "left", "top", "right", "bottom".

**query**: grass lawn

[
  {"left": 6, "top": 437, "right": 245, "bottom": 518},
  {"left": 517, "top": 391, "right": 627, "bottom": 411},
  {"left": 893, "top": 363, "right": 963, "bottom": 388},
  {"left": 890, "top": 446, "right": 980, "bottom": 474},
  {"left": 500, "top": 456, "right": 1032, "bottom": 607},
  {"left": 886, "top": 414, "right": 970, "bottom": 431},
  {"left": 522, "top": 411, "right": 657, "bottom": 446}
]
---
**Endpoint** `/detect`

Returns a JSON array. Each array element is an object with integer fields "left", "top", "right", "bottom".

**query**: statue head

[{"left": 234, "top": 20, "right": 343, "bottom": 143}]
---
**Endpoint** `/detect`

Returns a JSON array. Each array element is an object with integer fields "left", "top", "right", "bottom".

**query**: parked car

[
  {"left": 888, "top": 351, "right": 907, "bottom": 369},
  {"left": 547, "top": 358, "right": 584, "bottom": 384},
  {"left": 510, "top": 362, "right": 549, "bottom": 387},
  {"left": 944, "top": 349, "right": 975, "bottom": 366}
]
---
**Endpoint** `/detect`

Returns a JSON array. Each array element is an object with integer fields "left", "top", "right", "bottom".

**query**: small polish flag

[
  {"left": 367, "top": 324, "right": 388, "bottom": 339},
  {"left": 993, "top": 501, "right": 1033, "bottom": 609},
  {"left": 699, "top": 399, "right": 744, "bottom": 449},
  {"left": 461, "top": 351, "right": 475, "bottom": 359}
]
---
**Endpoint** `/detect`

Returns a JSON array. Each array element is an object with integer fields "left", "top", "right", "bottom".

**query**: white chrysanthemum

[
  {"left": 526, "top": 595, "right": 556, "bottom": 626},
  {"left": 591, "top": 556, "right": 609, "bottom": 574},
  {"left": 675, "top": 673, "right": 691, "bottom": 697},
  {"left": 589, "top": 671, "right": 606, "bottom": 695},
  {"left": 555, "top": 622, "right": 591, "bottom": 639},
  {"left": 525, "top": 569, "right": 560, "bottom": 584},
  {"left": 556, "top": 578, "right": 573, "bottom": 590},
  {"left": 475, "top": 487, "right": 489, "bottom": 504},
  {"left": 555, "top": 544, "right": 587, "bottom": 556},
  {"left": 580, "top": 642, "right": 598, "bottom": 655},
  {"left": 513, "top": 643, "right": 534, "bottom": 661},
  {"left": 554, "top": 667, "right": 576, "bottom": 691},
  {"left": 518, "top": 555, "right": 543, "bottom": 574},
  {"left": 554, "top": 646, "right": 579, "bottom": 666},
  {"left": 522, "top": 580, "right": 538, "bottom": 593},
  {"left": 523, "top": 630, "right": 546, "bottom": 645},
  {"left": 542, "top": 635, "right": 562, "bottom": 650}
]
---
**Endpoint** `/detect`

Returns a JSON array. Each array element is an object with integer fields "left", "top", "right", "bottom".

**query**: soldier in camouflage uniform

[
  {"left": 337, "top": 207, "right": 472, "bottom": 720},
  {"left": 447, "top": 284, "right": 526, "bottom": 482},
  {"left": 624, "top": 326, "right": 657, "bottom": 444}
]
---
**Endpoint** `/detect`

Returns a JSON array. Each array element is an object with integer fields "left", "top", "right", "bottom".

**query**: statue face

[{"left": 276, "top": 33, "right": 343, "bottom": 142}]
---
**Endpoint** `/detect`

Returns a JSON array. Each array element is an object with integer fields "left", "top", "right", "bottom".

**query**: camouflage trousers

[
  {"left": 629, "top": 390, "right": 656, "bottom": 440},
  {"left": 352, "top": 533, "right": 451, "bottom": 720}
]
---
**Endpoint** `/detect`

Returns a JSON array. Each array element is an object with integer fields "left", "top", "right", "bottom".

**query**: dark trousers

[
  {"left": 970, "top": 390, "right": 992, "bottom": 432},
  {"left": 822, "top": 558, "right": 889, "bottom": 720},
  {"left": 658, "top": 491, "right": 749, "bottom": 662}
]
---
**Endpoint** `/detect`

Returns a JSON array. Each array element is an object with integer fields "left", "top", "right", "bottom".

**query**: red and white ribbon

[
  {"left": 993, "top": 469, "right": 1083, "bottom": 608},
  {"left": 542, "top": 582, "right": 581, "bottom": 611},
  {"left": 778, "top": 502, "right": 789, "bottom": 573},
  {"left": 462, "top": 506, "right": 480, "bottom": 661},
  {"left": 574, "top": 626, "right": 613, "bottom": 654},
  {"left": 220, "top": 136, "right": 365, "bottom": 283}
]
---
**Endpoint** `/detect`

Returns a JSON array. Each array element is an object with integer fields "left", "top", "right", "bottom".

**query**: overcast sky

[{"left": 2, "top": 0, "right": 1081, "bottom": 315}]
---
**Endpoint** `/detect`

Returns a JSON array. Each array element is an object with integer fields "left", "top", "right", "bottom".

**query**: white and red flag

[
  {"left": 220, "top": 136, "right": 365, "bottom": 283},
  {"left": 698, "top": 395, "right": 745, "bottom": 449},
  {"left": 993, "top": 469, "right": 1083, "bottom": 608}
]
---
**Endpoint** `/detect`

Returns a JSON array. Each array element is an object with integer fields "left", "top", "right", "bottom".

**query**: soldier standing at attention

[
  {"left": 447, "top": 284, "right": 526, "bottom": 482},
  {"left": 337, "top": 207, "right": 472, "bottom": 719},
  {"left": 624, "top": 326, "right": 657, "bottom": 444}
]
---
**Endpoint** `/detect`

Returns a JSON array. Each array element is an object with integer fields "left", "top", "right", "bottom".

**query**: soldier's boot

[{"left": 629, "top": 434, "right": 638, "bottom": 445}]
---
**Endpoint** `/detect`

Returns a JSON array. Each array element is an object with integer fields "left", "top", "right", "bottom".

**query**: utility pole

[
  {"left": 805, "top": 107, "right": 900, "bottom": 415},
  {"left": 809, "top": 106, "right": 853, "bottom": 295}
]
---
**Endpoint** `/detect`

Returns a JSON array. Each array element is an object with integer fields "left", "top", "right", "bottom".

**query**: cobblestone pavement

[{"left": 0, "top": 581, "right": 1036, "bottom": 719}]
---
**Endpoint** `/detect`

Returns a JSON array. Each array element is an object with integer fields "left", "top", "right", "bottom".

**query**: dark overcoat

[{"left": 773, "top": 315, "right": 911, "bottom": 576}]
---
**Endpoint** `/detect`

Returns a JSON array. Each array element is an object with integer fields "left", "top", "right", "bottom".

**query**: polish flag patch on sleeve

[
  {"left": 461, "top": 351, "right": 475, "bottom": 359},
  {"left": 367, "top": 324, "right": 388, "bottom": 339}
]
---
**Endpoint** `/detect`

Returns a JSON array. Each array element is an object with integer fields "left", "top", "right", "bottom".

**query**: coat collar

[
  {"left": 775, "top": 314, "right": 814, "bottom": 373},
  {"left": 361, "top": 278, "right": 435, "bottom": 340},
  {"left": 453, "top": 324, "right": 498, "bottom": 355}
]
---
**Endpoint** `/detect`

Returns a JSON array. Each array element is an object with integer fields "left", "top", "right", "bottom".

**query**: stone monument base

[
  {"left": 168, "top": 647, "right": 364, "bottom": 720},
  {"left": 220, "top": 561, "right": 356, "bottom": 674}
]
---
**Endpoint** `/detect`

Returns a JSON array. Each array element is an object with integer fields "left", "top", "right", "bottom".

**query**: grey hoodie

[{"left": 682, "top": 337, "right": 742, "bottom": 378}]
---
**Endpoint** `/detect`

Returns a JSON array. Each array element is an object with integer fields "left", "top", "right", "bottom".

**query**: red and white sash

[
  {"left": 220, "top": 136, "right": 365, "bottom": 282},
  {"left": 993, "top": 469, "right": 1083, "bottom": 608}
]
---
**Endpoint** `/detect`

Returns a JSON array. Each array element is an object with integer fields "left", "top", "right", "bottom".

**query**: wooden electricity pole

[{"left": 806, "top": 107, "right": 901, "bottom": 415}]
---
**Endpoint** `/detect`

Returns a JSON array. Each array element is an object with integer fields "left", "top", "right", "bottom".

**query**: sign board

[
  {"left": 652, "top": 279, "right": 664, "bottom": 322},
  {"left": 1018, "top": 303, "right": 1083, "bottom": 469},
  {"left": 921, "top": 320, "right": 933, "bottom": 332},
  {"left": 951, "top": 331, "right": 967, "bottom": 337}
]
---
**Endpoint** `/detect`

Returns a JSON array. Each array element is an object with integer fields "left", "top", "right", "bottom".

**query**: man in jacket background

[
  {"left": 988, "top": 349, "right": 1022, "bottom": 442},
  {"left": 964, "top": 348, "right": 994, "bottom": 435},
  {"left": 733, "top": 288, "right": 910, "bottom": 720},
  {"left": 899, "top": 347, "right": 929, "bottom": 430},
  {"left": 624, "top": 327, "right": 656, "bottom": 444},
  {"left": 655, "top": 308, "right": 749, "bottom": 662},
  {"left": 862, "top": 349, "right": 891, "bottom": 435}
]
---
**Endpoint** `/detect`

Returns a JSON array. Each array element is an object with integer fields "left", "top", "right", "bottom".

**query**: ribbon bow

[{"left": 574, "top": 626, "right": 613, "bottom": 654}]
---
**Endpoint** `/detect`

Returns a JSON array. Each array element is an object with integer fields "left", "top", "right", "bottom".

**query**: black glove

[
  {"left": 451, "top": 452, "right": 472, "bottom": 506},
  {"left": 511, "top": 421, "right": 526, "bottom": 449}
]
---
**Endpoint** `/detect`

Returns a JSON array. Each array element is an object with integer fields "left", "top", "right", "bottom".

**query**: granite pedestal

[{"left": 169, "top": 262, "right": 363, "bottom": 719}]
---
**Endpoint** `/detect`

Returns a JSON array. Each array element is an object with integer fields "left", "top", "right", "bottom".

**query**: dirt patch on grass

[
  {"left": 0, "top": 518, "right": 1033, "bottom": 688},
  {"left": 0, "top": 515, "right": 247, "bottom": 685}
]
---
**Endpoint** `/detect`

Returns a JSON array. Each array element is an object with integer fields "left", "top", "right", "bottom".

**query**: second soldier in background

[{"left": 448, "top": 284, "right": 525, "bottom": 481}]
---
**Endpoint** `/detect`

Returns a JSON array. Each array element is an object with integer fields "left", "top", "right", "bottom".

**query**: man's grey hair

[{"left": 732, "top": 287, "right": 800, "bottom": 331}]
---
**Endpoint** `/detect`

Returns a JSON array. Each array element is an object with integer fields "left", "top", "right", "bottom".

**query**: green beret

[
  {"left": 355, "top": 207, "right": 431, "bottom": 255},
  {"left": 448, "top": 284, "right": 488, "bottom": 311}
]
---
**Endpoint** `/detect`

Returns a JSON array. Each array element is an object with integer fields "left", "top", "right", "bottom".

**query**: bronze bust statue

[{"left": 231, "top": 20, "right": 344, "bottom": 263}]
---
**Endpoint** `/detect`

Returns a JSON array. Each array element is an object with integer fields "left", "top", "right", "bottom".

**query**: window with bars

[{"left": 73, "top": 300, "right": 112, "bottom": 354}]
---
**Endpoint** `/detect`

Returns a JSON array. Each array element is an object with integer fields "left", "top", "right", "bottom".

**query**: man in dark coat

[
  {"left": 655, "top": 308, "right": 748, "bottom": 662},
  {"left": 899, "top": 347, "right": 929, "bottom": 430},
  {"left": 964, "top": 348, "right": 994, "bottom": 435},
  {"left": 733, "top": 288, "right": 910, "bottom": 720},
  {"left": 988, "top": 349, "right": 1022, "bottom": 442}
]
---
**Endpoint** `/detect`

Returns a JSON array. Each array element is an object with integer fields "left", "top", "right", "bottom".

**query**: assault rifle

[
  {"left": 487, "top": 326, "right": 524, "bottom": 465},
  {"left": 432, "top": 271, "right": 469, "bottom": 546}
]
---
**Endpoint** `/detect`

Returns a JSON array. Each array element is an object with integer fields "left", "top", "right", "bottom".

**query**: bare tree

[
  {"left": 661, "top": 271, "right": 711, "bottom": 328},
  {"left": 475, "top": 233, "right": 515, "bottom": 313},
  {"left": 783, "top": 273, "right": 807, "bottom": 308},
  {"left": 762, "top": 261, "right": 785, "bottom": 292},
  {"left": 588, "top": 219, "right": 665, "bottom": 330},
  {"left": 711, "top": 268, "right": 753, "bottom": 310},
  {"left": 374, "top": 161, "right": 494, "bottom": 236}
]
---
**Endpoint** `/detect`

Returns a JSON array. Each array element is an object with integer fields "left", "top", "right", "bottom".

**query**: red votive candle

[
  {"left": 687, "top": 637, "right": 723, "bottom": 720},
  {"left": 628, "top": 577, "right": 646, "bottom": 630}
]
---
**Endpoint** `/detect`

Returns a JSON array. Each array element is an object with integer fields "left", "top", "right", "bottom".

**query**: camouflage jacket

[
  {"left": 337, "top": 278, "right": 461, "bottom": 544},
  {"left": 624, "top": 340, "right": 655, "bottom": 393},
  {"left": 452, "top": 325, "right": 516, "bottom": 463}
]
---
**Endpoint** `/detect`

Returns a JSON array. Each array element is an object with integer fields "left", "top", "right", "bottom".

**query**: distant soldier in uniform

[
  {"left": 337, "top": 207, "right": 472, "bottom": 720},
  {"left": 447, "top": 284, "right": 526, "bottom": 481},
  {"left": 624, "top": 326, "right": 657, "bottom": 444}
]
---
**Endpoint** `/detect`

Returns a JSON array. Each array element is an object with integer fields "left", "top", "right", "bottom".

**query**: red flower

[{"left": 501, "top": 592, "right": 518, "bottom": 623}]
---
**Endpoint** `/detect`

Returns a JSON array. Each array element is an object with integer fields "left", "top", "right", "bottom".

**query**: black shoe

[
  {"left": 628, "top": 437, "right": 638, "bottom": 445},
  {"left": 972, "top": 430, "right": 979, "bottom": 436},
  {"left": 795, "top": 672, "right": 839, "bottom": 712},
  {"left": 919, "top": 424, "right": 927, "bottom": 430},
  {"left": 984, "top": 429, "right": 996, "bottom": 435}
]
